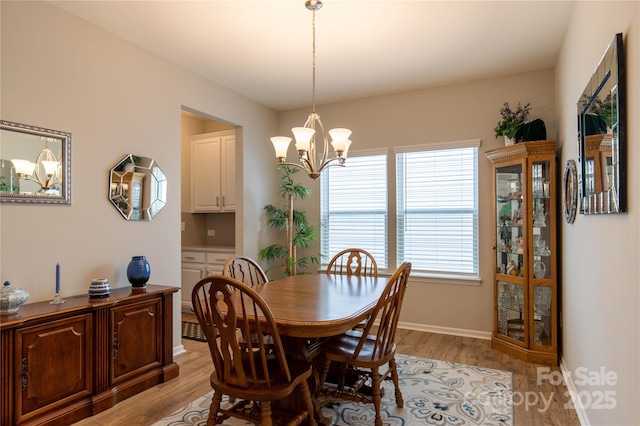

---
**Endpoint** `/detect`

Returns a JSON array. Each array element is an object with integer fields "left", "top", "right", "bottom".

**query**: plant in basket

[{"left": 494, "top": 102, "right": 531, "bottom": 143}]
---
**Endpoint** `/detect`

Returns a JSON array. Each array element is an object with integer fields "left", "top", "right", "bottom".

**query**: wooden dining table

[
  {"left": 248, "top": 272, "right": 389, "bottom": 338},
  {"left": 236, "top": 272, "right": 390, "bottom": 424}
]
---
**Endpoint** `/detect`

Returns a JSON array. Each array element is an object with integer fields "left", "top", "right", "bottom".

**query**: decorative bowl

[
  {"left": 0, "top": 281, "right": 29, "bottom": 315},
  {"left": 89, "top": 278, "right": 111, "bottom": 297}
]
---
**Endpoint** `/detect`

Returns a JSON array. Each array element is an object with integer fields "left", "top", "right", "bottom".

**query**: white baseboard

[
  {"left": 559, "top": 356, "right": 589, "bottom": 425},
  {"left": 173, "top": 344, "right": 186, "bottom": 357},
  {"left": 398, "top": 321, "right": 492, "bottom": 340}
]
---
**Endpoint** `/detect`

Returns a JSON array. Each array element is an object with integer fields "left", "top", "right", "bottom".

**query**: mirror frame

[
  {"left": 108, "top": 154, "right": 167, "bottom": 221},
  {"left": 0, "top": 120, "right": 71, "bottom": 205},
  {"left": 577, "top": 33, "right": 626, "bottom": 214}
]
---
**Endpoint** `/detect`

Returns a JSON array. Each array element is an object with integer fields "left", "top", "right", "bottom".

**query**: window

[
  {"left": 396, "top": 142, "right": 479, "bottom": 276},
  {"left": 320, "top": 152, "right": 388, "bottom": 268},
  {"left": 321, "top": 140, "right": 479, "bottom": 280}
]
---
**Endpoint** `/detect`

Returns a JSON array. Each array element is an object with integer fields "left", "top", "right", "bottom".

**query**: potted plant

[
  {"left": 258, "top": 166, "right": 321, "bottom": 277},
  {"left": 494, "top": 102, "right": 531, "bottom": 145}
]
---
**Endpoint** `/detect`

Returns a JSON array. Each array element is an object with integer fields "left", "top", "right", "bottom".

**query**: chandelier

[
  {"left": 270, "top": 0, "right": 352, "bottom": 180},
  {"left": 11, "top": 137, "right": 61, "bottom": 192}
]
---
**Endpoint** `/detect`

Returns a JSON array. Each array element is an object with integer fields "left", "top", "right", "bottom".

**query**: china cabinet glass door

[
  {"left": 495, "top": 163, "right": 526, "bottom": 345},
  {"left": 531, "top": 160, "right": 553, "bottom": 348}
]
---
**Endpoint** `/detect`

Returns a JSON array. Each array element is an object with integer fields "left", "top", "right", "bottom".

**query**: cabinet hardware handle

[
  {"left": 216, "top": 196, "right": 220, "bottom": 207},
  {"left": 222, "top": 196, "right": 226, "bottom": 206},
  {"left": 21, "top": 358, "right": 28, "bottom": 390},
  {"left": 113, "top": 331, "right": 119, "bottom": 359},
  {"left": 185, "top": 256, "right": 196, "bottom": 260}
]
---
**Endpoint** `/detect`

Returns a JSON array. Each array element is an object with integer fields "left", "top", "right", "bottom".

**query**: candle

[{"left": 56, "top": 263, "right": 60, "bottom": 294}]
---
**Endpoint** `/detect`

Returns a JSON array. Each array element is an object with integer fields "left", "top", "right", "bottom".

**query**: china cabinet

[
  {"left": 486, "top": 140, "right": 558, "bottom": 365},
  {"left": 0, "top": 285, "right": 179, "bottom": 425},
  {"left": 190, "top": 130, "right": 236, "bottom": 212}
]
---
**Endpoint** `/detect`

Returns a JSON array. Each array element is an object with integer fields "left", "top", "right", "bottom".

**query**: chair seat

[
  {"left": 321, "top": 331, "right": 397, "bottom": 368},
  {"left": 211, "top": 357, "right": 312, "bottom": 402}
]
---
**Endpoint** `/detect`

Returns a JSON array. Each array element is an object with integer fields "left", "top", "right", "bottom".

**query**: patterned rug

[
  {"left": 152, "top": 354, "right": 513, "bottom": 425},
  {"left": 181, "top": 321, "right": 207, "bottom": 342}
]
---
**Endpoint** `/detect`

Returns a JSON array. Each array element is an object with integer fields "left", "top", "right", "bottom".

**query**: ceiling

[{"left": 49, "top": 1, "right": 575, "bottom": 111}]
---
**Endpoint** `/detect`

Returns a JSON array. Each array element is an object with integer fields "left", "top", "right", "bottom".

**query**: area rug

[
  {"left": 181, "top": 321, "right": 207, "bottom": 342},
  {"left": 152, "top": 354, "right": 513, "bottom": 425}
]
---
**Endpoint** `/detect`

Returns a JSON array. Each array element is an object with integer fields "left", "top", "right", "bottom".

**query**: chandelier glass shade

[
  {"left": 270, "top": 0, "right": 352, "bottom": 180},
  {"left": 11, "top": 138, "right": 61, "bottom": 192}
]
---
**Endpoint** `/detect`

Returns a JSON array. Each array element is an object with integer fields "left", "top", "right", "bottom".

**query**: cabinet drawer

[
  {"left": 181, "top": 251, "right": 206, "bottom": 263},
  {"left": 206, "top": 252, "right": 232, "bottom": 265}
]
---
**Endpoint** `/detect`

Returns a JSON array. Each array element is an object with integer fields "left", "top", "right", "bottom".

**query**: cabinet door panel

[
  {"left": 181, "top": 265, "right": 204, "bottom": 303},
  {"left": 191, "top": 137, "right": 222, "bottom": 212},
  {"left": 16, "top": 314, "right": 92, "bottom": 419},
  {"left": 111, "top": 299, "right": 162, "bottom": 384},
  {"left": 221, "top": 134, "right": 236, "bottom": 211}
]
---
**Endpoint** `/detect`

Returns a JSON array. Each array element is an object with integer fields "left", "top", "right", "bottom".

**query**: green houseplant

[
  {"left": 258, "top": 166, "right": 321, "bottom": 277},
  {"left": 494, "top": 102, "right": 531, "bottom": 141}
]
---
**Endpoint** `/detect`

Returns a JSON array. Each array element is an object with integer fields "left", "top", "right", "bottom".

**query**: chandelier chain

[{"left": 311, "top": 4, "right": 317, "bottom": 113}]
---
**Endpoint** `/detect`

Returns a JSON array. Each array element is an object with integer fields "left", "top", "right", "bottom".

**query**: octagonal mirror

[{"left": 109, "top": 154, "right": 167, "bottom": 221}]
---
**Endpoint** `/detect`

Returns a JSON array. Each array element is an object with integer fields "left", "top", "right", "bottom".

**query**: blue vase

[{"left": 127, "top": 256, "right": 150, "bottom": 287}]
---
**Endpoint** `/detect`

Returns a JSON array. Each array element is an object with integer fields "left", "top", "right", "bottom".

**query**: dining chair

[
  {"left": 316, "top": 262, "right": 412, "bottom": 426},
  {"left": 192, "top": 275, "right": 317, "bottom": 426},
  {"left": 325, "top": 248, "right": 378, "bottom": 277},
  {"left": 222, "top": 255, "right": 269, "bottom": 287}
]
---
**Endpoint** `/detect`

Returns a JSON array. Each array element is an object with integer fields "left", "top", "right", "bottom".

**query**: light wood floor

[{"left": 74, "top": 318, "right": 581, "bottom": 426}]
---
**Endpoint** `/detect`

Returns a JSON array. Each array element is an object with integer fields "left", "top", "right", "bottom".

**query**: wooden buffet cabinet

[{"left": 0, "top": 285, "right": 179, "bottom": 426}]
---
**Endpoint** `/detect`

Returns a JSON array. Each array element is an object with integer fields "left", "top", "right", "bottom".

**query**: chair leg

[
  {"left": 336, "top": 362, "right": 347, "bottom": 391},
  {"left": 316, "top": 358, "right": 332, "bottom": 397},
  {"left": 370, "top": 367, "right": 383, "bottom": 426},
  {"left": 260, "top": 401, "right": 273, "bottom": 426},
  {"left": 299, "top": 379, "right": 318, "bottom": 426},
  {"left": 389, "top": 357, "right": 404, "bottom": 408},
  {"left": 208, "top": 391, "right": 223, "bottom": 426}
]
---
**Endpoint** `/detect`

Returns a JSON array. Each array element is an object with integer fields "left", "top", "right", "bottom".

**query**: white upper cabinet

[{"left": 190, "top": 130, "right": 236, "bottom": 212}]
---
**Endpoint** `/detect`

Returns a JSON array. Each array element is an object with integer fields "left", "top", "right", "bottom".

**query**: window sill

[
  {"left": 407, "top": 272, "right": 482, "bottom": 286},
  {"left": 317, "top": 267, "right": 481, "bottom": 286}
]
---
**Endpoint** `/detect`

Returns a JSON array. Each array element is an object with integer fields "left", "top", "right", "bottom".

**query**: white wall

[
  {"left": 278, "top": 69, "right": 557, "bottom": 334},
  {"left": 556, "top": 1, "right": 639, "bottom": 425},
  {"left": 0, "top": 1, "right": 279, "bottom": 348}
]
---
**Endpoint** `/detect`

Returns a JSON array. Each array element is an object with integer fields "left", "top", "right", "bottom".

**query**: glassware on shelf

[
  {"left": 534, "top": 320, "right": 545, "bottom": 345},
  {"left": 534, "top": 238, "right": 551, "bottom": 256},
  {"left": 534, "top": 260, "right": 546, "bottom": 279},
  {"left": 534, "top": 200, "right": 547, "bottom": 227}
]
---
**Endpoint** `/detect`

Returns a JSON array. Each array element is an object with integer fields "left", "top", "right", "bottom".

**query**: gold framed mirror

[{"left": 0, "top": 120, "right": 71, "bottom": 204}]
